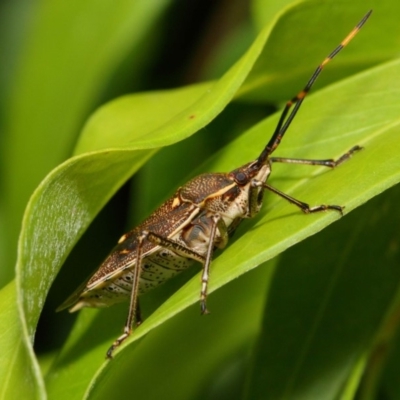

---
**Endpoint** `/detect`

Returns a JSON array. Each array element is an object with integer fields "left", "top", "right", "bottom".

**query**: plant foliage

[{"left": 1, "top": 0, "right": 400, "bottom": 399}]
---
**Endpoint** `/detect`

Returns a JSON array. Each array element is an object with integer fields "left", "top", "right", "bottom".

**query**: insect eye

[{"left": 235, "top": 171, "right": 247, "bottom": 185}]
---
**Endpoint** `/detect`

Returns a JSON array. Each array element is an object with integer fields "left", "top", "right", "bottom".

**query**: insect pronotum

[{"left": 58, "top": 11, "right": 372, "bottom": 358}]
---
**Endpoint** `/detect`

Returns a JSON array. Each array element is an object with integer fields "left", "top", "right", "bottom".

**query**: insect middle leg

[
  {"left": 199, "top": 215, "right": 228, "bottom": 315},
  {"left": 146, "top": 226, "right": 228, "bottom": 315},
  {"left": 151, "top": 213, "right": 229, "bottom": 315}
]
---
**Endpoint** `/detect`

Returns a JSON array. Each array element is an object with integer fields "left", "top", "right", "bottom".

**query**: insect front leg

[
  {"left": 270, "top": 145, "right": 362, "bottom": 168},
  {"left": 257, "top": 146, "right": 364, "bottom": 216}
]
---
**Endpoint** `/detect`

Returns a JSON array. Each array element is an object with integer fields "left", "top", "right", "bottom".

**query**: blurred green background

[{"left": 1, "top": 0, "right": 400, "bottom": 399}]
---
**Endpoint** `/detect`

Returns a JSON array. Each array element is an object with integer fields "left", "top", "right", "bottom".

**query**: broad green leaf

[
  {"left": 46, "top": 58, "right": 400, "bottom": 399},
  {"left": 245, "top": 184, "right": 400, "bottom": 399},
  {"left": 75, "top": 82, "right": 213, "bottom": 154},
  {"left": 0, "top": 281, "right": 44, "bottom": 400}
]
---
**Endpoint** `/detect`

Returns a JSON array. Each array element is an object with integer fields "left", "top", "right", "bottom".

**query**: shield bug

[{"left": 58, "top": 10, "right": 372, "bottom": 358}]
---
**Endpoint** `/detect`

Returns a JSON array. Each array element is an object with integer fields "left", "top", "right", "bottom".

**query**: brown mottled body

[
  {"left": 58, "top": 11, "right": 371, "bottom": 358},
  {"left": 59, "top": 173, "right": 252, "bottom": 312}
]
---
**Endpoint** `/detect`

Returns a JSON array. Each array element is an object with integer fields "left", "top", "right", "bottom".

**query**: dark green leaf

[{"left": 245, "top": 184, "right": 400, "bottom": 399}]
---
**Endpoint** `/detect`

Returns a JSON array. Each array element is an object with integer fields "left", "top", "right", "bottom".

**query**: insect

[{"left": 58, "top": 11, "right": 372, "bottom": 358}]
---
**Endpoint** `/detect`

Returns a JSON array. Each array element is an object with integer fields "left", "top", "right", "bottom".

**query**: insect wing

[{"left": 57, "top": 196, "right": 200, "bottom": 311}]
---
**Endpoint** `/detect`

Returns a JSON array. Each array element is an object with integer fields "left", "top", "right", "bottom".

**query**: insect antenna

[{"left": 257, "top": 10, "right": 372, "bottom": 165}]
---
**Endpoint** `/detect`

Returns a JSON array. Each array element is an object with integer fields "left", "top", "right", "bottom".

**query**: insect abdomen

[
  {"left": 138, "top": 249, "right": 195, "bottom": 293},
  {"left": 69, "top": 249, "right": 196, "bottom": 311}
]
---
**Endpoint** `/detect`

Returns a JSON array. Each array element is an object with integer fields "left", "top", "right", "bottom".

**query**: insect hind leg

[
  {"left": 106, "top": 232, "right": 147, "bottom": 359},
  {"left": 106, "top": 230, "right": 207, "bottom": 359},
  {"left": 148, "top": 218, "right": 228, "bottom": 316},
  {"left": 106, "top": 298, "right": 144, "bottom": 358}
]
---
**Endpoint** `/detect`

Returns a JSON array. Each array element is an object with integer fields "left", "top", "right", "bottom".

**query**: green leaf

[
  {"left": 46, "top": 56, "right": 400, "bottom": 399},
  {"left": 0, "top": 281, "right": 44, "bottom": 400},
  {"left": 75, "top": 82, "right": 214, "bottom": 154}
]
